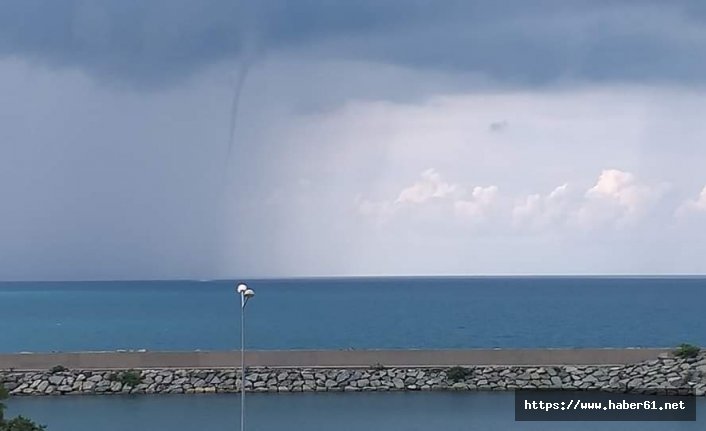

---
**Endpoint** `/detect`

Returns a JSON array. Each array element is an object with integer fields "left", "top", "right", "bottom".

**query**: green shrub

[
  {"left": 370, "top": 363, "right": 386, "bottom": 371},
  {"left": 49, "top": 365, "right": 67, "bottom": 374},
  {"left": 446, "top": 366, "right": 473, "bottom": 382},
  {"left": 108, "top": 370, "right": 143, "bottom": 387},
  {"left": 0, "top": 386, "right": 7, "bottom": 423},
  {"left": 2, "top": 416, "right": 46, "bottom": 431},
  {"left": 674, "top": 343, "right": 700, "bottom": 359},
  {"left": 1, "top": 387, "right": 46, "bottom": 430}
]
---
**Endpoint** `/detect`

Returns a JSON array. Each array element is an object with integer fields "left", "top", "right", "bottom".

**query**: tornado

[{"left": 226, "top": 55, "right": 253, "bottom": 164}]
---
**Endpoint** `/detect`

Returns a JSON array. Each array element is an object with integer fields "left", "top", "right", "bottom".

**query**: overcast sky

[{"left": 2, "top": 0, "right": 706, "bottom": 280}]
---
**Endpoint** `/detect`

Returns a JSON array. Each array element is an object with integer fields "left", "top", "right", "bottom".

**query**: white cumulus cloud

[
  {"left": 358, "top": 169, "right": 499, "bottom": 225},
  {"left": 454, "top": 185, "right": 500, "bottom": 221},
  {"left": 395, "top": 168, "right": 460, "bottom": 204},
  {"left": 676, "top": 186, "right": 706, "bottom": 217},
  {"left": 574, "top": 169, "right": 666, "bottom": 228},
  {"left": 513, "top": 183, "right": 571, "bottom": 229}
]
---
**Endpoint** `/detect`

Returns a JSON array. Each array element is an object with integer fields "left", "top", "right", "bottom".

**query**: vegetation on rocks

[
  {"left": 370, "top": 363, "right": 386, "bottom": 371},
  {"left": 446, "top": 366, "right": 473, "bottom": 382},
  {"left": 48, "top": 366, "right": 67, "bottom": 374},
  {"left": 108, "top": 370, "right": 143, "bottom": 387},
  {"left": 674, "top": 344, "right": 701, "bottom": 359}
]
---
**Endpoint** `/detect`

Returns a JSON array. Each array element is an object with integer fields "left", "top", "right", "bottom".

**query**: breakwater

[{"left": 2, "top": 351, "right": 705, "bottom": 397}]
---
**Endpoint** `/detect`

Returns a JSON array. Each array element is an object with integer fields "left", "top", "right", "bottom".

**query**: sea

[
  {"left": 1, "top": 276, "right": 704, "bottom": 353},
  {"left": 6, "top": 392, "right": 706, "bottom": 431}
]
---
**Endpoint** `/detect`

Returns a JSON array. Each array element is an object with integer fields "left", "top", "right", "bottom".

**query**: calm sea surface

[
  {"left": 6, "top": 392, "right": 706, "bottom": 431},
  {"left": 1, "top": 277, "right": 704, "bottom": 353}
]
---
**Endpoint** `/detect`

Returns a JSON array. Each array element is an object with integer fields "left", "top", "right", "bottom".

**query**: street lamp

[{"left": 237, "top": 283, "right": 255, "bottom": 431}]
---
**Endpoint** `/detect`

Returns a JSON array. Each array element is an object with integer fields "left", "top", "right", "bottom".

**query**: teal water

[
  {"left": 1, "top": 277, "right": 705, "bottom": 353},
  {"left": 6, "top": 392, "right": 705, "bottom": 431}
]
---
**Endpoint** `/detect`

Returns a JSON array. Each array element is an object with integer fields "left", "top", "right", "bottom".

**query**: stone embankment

[{"left": 2, "top": 353, "right": 705, "bottom": 396}]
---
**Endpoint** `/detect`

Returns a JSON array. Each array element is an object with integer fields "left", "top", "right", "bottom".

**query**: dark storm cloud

[
  {"left": 0, "top": 0, "right": 430, "bottom": 85},
  {"left": 2, "top": 0, "right": 706, "bottom": 86}
]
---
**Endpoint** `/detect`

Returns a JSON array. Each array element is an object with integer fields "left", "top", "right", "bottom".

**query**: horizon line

[{"left": 3, "top": 273, "right": 706, "bottom": 283}]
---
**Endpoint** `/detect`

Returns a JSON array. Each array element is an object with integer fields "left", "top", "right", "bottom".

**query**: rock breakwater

[{"left": 2, "top": 353, "right": 705, "bottom": 397}]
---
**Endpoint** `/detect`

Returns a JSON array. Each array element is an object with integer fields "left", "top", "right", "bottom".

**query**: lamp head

[
  {"left": 244, "top": 289, "right": 255, "bottom": 298},
  {"left": 236, "top": 283, "right": 248, "bottom": 294}
]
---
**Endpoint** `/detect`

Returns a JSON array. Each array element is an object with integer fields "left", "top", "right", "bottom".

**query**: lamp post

[{"left": 237, "top": 283, "right": 255, "bottom": 431}]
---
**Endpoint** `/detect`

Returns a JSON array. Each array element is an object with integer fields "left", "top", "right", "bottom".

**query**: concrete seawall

[{"left": 0, "top": 349, "right": 674, "bottom": 370}]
